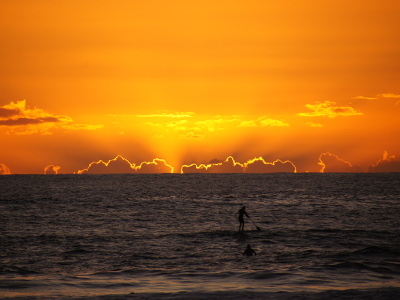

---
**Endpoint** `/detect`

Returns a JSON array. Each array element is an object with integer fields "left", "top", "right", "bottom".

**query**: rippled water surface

[{"left": 1, "top": 173, "right": 400, "bottom": 298}]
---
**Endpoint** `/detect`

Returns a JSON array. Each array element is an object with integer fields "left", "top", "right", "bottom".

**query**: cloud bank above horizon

[{"left": 3, "top": 152, "right": 400, "bottom": 175}]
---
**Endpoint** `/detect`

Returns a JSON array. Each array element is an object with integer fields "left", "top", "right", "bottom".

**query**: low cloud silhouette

[
  {"left": 244, "top": 157, "right": 297, "bottom": 173},
  {"left": 0, "top": 163, "right": 11, "bottom": 175},
  {"left": 369, "top": 151, "right": 400, "bottom": 172},
  {"left": 136, "top": 159, "right": 174, "bottom": 173},
  {"left": 77, "top": 155, "right": 174, "bottom": 174},
  {"left": 207, "top": 156, "right": 244, "bottom": 173},
  {"left": 35, "top": 152, "right": 400, "bottom": 175},
  {"left": 77, "top": 156, "right": 135, "bottom": 174},
  {"left": 44, "top": 165, "right": 61, "bottom": 174},
  {"left": 318, "top": 152, "right": 362, "bottom": 173},
  {"left": 180, "top": 163, "right": 210, "bottom": 173},
  {"left": 181, "top": 156, "right": 243, "bottom": 173},
  {"left": 181, "top": 156, "right": 297, "bottom": 173}
]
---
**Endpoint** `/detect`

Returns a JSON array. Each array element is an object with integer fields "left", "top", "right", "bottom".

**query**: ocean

[{"left": 1, "top": 173, "right": 400, "bottom": 299}]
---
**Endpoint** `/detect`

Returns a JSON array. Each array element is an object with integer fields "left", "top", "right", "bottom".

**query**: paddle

[{"left": 249, "top": 216, "right": 261, "bottom": 231}]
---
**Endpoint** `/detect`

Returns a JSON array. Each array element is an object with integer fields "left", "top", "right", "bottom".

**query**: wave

[
  {"left": 241, "top": 270, "right": 293, "bottom": 280},
  {"left": 0, "top": 279, "right": 41, "bottom": 290},
  {"left": 354, "top": 245, "right": 400, "bottom": 256},
  {"left": 324, "top": 261, "right": 369, "bottom": 270},
  {"left": 152, "top": 229, "right": 264, "bottom": 240},
  {"left": 63, "top": 249, "right": 93, "bottom": 255},
  {"left": 328, "top": 245, "right": 400, "bottom": 262},
  {"left": 0, "top": 265, "right": 41, "bottom": 275},
  {"left": 323, "top": 260, "right": 400, "bottom": 276}
]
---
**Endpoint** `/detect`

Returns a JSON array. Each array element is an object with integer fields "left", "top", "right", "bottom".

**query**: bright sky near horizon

[{"left": 1, "top": 0, "right": 400, "bottom": 174}]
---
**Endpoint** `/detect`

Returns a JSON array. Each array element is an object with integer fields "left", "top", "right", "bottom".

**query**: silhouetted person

[
  {"left": 243, "top": 244, "right": 257, "bottom": 256},
  {"left": 238, "top": 206, "right": 249, "bottom": 232}
]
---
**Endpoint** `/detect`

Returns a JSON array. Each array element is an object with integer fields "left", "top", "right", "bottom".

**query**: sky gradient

[{"left": 1, "top": 1, "right": 400, "bottom": 174}]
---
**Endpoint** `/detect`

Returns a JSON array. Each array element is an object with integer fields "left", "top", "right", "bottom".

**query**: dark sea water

[{"left": 1, "top": 173, "right": 400, "bottom": 299}]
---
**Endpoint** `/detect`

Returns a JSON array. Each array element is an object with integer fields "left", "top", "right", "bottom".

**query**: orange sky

[{"left": 1, "top": 0, "right": 400, "bottom": 174}]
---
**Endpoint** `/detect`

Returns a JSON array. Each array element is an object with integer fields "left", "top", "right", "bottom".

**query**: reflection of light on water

[{"left": 4, "top": 274, "right": 400, "bottom": 298}]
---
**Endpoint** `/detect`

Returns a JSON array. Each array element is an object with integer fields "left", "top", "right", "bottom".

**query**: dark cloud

[
  {"left": 245, "top": 158, "right": 296, "bottom": 173},
  {"left": 318, "top": 152, "right": 362, "bottom": 173},
  {"left": 180, "top": 164, "right": 209, "bottom": 173},
  {"left": 136, "top": 159, "right": 174, "bottom": 173},
  {"left": 0, "top": 100, "right": 101, "bottom": 134},
  {"left": 0, "top": 117, "right": 61, "bottom": 126},
  {"left": 180, "top": 157, "right": 243, "bottom": 173},
  {"left": 181, "top": 156, "right": 297, "bottom": 173},
  {"left": 79, "top": 156, "right": 135, "bottom": 174},
  {"left": 207, "top": 157, "right": 244, "bottom": 173},
  {"left": 0, "top": 107, "right": 20, "bottom": 118},
  {"left": 78, "top": 156, "right": 173, "bottom": 174},
  {"left": 369, "top": 152, "right": 400, "bottom": 172}
]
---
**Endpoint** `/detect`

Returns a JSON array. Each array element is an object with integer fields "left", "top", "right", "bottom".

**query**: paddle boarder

[{"left": 238, "top": 206, "right": 249, "bottom": 232}]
